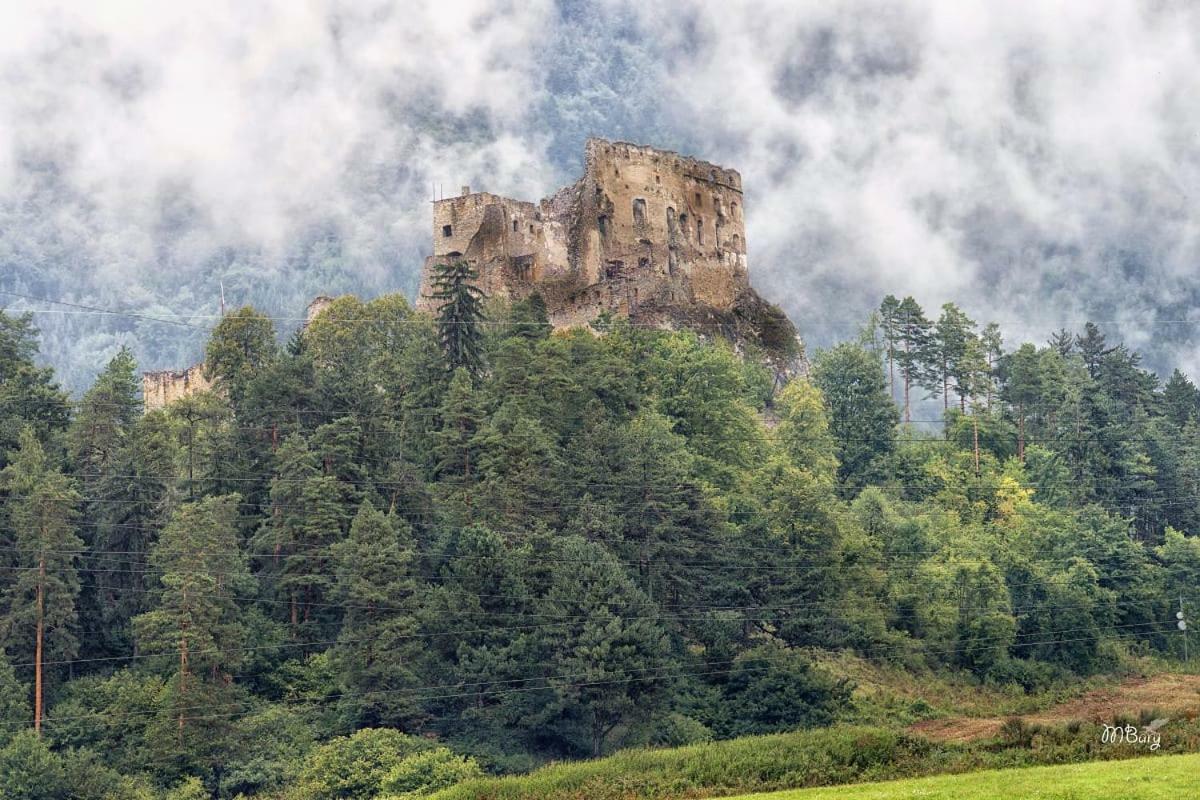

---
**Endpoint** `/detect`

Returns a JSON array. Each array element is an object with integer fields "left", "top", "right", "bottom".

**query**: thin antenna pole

[{"left": 219, "top": 281, "right": 226, "bottom": 317}]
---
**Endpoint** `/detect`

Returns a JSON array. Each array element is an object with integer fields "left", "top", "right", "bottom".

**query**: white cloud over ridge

[{"left": 3, "top": 1, "right": 1200, "bottom": 386}]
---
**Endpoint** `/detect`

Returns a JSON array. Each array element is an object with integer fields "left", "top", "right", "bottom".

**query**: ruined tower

[{"left": 418, "top": 138, "right": 760, "bottom": 331}]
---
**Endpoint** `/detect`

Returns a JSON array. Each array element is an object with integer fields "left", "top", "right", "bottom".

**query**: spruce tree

[
  {"left": 535, "top": 536, "right": 670, "bottom": 757},
  {"left": 431, "top": 260, "right": 486, "bottom": 376},
  {"left": 332, "top": 501, "right": 422, "bottom": 729}
]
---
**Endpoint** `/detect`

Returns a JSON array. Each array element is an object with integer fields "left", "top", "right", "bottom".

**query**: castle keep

[{"left": 418, "top": 138, "right": 751, "bottom": 327}]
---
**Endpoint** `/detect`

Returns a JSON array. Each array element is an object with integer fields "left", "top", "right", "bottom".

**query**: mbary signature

[{"left": 1100, "top": 720, "right": 1166, "bottom": 750}]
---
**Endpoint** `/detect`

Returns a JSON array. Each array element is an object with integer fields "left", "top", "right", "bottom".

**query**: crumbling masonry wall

[
  {"left": 142, "top": 364, "right": 211, "bottom": 412},
  {"left": 417, "top": 138, "right": 750, "bottom": 328}
]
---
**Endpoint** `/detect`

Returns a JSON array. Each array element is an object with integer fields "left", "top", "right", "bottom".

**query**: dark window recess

[
  {"left": 633, "top": 198, "right": 646, "bottom": 226},
  {"left": 679, "top": 213, "right": 688, "bottom": 238},
  {"left": 697, "top": 217, "right": 704, "bottom": 245},
  {"left": 666, "top": 207, "right": 676, "bottom": 235},
  {"left": 695, "top": 192, "right": 701, "bottom": 205},
  {"left": 605, "top": 260, "right": 624, "bottom": 279},
  {"left": 529, "top": 224, "right": 534, "bottom": 234},
  {"left": 512, "top": 220, "right": 518, "bottom": 232},
  {"left": 638, "top": 257, "right": 650, "bottom": 271},
  {"left": 442, "top": 225, "right": 452, "bottom": 237},
  {"left": 598, "top": 215, "right": 608, "bottom": 238}
]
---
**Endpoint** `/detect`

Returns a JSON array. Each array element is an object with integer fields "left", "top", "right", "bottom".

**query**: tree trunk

[
  {"left": 972, "top": 412, "right": 981, "bottom": 476},
  {"left": 888, "top": 351, "right": 895, "bottom": 403},
  {"left": 34, "top": 558, "right": 44, "bottom": 736},
  {"left": 179, "top": 585, "right": 190, "bottom": 741},
  {"left": 943, "top": 359, "right": 949, "bottom": 410},
  {"left": 1017, "top": 403, "right": 1026, "bottom": 461}
]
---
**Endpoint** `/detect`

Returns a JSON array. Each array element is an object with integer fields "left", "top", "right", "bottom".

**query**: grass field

[{"left": 726, "top": 753, "right": 1200, "bottom": 799}]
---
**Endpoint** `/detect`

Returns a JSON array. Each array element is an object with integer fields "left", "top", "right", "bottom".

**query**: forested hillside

[{"left": 1, "top": 287, "right": 1199, "bottom": 799}]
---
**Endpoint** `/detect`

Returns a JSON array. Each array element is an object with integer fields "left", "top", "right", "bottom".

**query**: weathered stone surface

[
  {"left": 418, "top": 138, "right": 750, "bottom": 317},
  {"left": 142, "top": 364, "right": 211, "bottom": 412},
  {"left": 417, "top": 138, "right": 800, "bottom": 366}
]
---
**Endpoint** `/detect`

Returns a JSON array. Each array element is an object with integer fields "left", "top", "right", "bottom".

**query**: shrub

[
  {"left": 285, "top": 728, "right": 436, "bottom": 800},
  {"left": 380, "top": 747, "right": 484, "bottom": 798}
]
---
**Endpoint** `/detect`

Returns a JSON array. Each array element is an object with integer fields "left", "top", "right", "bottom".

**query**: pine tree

[
  {"left": 980, "top": 322, "right": 1003, "bottom": 410},
  {"left": 0, "top": 428, "right": 83, "bottom": 735},
  {"left": 878, "top": 295, "right": 902, "bottom": 403},
  {"left": 253, "top": 434, "right": 318, "bottom": 631},
  {"left": 431, "top": 260, "right": 486, "bottom": 376},
  {"left": 1075, "top": 322, "right": 1113, "bottom": 379},
  {"left": 204, "top": 306, "right": 278, "bottom": 408},
  {"left": 67, "top": 347, "right": 158, "bottom": 658},
  {"left": 892, "top": 297, "right": 931, "bottom": 423},
  {"left": 133, "top": 495, "right": 253, "bottom": 769},
  {"left": 930, "top": 303, "right": 978, "bottom": 412},
  {"left": 332, "top": 501, "right": 423, "bottom": 729},
  {"left": 1162, "top": 369, "right": 1200, "bottom": 427},
  {"left": 0, "top": 312, "right": 70, "bottom": 469}
]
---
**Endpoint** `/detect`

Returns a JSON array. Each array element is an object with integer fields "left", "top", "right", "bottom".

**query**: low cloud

[{"left": 3, "top": 1, "right": 1200, "bottom": 387}]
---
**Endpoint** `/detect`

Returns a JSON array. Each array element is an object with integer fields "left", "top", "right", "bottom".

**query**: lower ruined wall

[{"left": 142, "top": 364, "right": 211, "bottom": 412}]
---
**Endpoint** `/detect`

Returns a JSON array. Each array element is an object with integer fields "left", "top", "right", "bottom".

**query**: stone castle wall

[
  {"left": 142, "top": 364, "right": 211, "bottom": 412},
  {"left": 418, "top": 138, "right": 749, "bottom": 328}
]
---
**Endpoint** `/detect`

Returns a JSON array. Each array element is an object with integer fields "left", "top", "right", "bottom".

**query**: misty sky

[{"left": 2, "top": 1, "right": 1199, "bottom": 389}]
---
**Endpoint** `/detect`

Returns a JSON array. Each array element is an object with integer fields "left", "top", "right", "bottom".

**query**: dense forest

[{"left": 1, "top": 273, "right": 1199, "bottom": 799}]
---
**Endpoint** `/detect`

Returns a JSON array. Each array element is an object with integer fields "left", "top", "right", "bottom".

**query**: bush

[
  {"left": 984, "top": 657, "right": 1061, "bottom": 694},
  {"left": 0, "top": 731, "right": 67, "bottom": 800},
  {"left": 285, "top": 728, "right": 436, "bottom": 800},
  {"left": 380, "top": 747, "right": 484, "bottom": 798},
  {"left": 717, "top": 644, "right": 853, "bottom": 737}
]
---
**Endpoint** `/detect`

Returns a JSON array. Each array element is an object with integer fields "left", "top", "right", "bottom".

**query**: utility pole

[{"left": 1178, "top": 598, "right": 1189, "bottom": 663}]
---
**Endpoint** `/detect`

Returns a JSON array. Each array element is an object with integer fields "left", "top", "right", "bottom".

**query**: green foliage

[
  {"left": 431, "top": 261, "right": 486, "bottom": 376},
  {"left": 716, "top": 644, "right": 853, "bottom": 737},
  {"left": 813, "top": 343, "right": 898, "bottom": 489},
  {"left": 380, "top": 747, "right": 484, "bottom": 798},
  {"left": 285, "top": 728, "right": 436, "bottom": 800},
  {"left": 0, "top": 730, "right": 67, "bottom": 799},
  {"left": 7, "top": 294, "right": 1200, "bottom": 796},
  {"left": 205, "top": 306, "right": 279, "bottom": 406},
  {"left": 333, "top": 501, "right": 423, "bottom": 729},
  {"left": 0, "top": 311, "right": 70, "bottom": 468}
]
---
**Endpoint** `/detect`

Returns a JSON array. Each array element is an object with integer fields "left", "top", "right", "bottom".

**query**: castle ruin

[
  {"left": 417, "top": 138, "right": 754, "bottom": 329},
  {"left": 143, "top": 139, "right": 798, "bottom": 411}
]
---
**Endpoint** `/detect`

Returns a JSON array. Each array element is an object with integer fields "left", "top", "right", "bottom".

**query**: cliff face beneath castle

[{"left": 417, "top": 139, "right": 799, "bottom": 364}]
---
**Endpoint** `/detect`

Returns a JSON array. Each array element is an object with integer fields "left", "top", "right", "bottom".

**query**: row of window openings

[
  {"left": 600, "top": 210, "right": 743, "bottom": 250},
  {"left": 441, "top": 219, "right": 537, "bottom": 238},
  {"left": 440, "top": 199, "right": 737, "bottom": 241}
]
